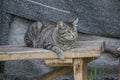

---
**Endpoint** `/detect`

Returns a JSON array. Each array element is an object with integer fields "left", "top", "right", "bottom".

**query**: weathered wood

[
  {"left": 35, "top": 67, "right": 72, "bottom": 80},
  {"left": 45, "top": 58, "right": 95, "bottom": 67},
  {"left": 83, "top": 59, "right": 90, "bottom": 80},
  {"left": 45, "top": 59, "right": 72, "bottom": 67},
  {"left": 73, "top": 58, "right": 94, "bottom": 80},
  {"left": 73, "top": 59, "right": 84, "bottom": 80},
  {"left": 0, "top": 41, "right": 104, "bottom": 61},
  {"left": 41, "top": 58, "right": 95, "bottom": 80},
  {"left": 0, "top": 41, "right": 104, "bottom": 80}
]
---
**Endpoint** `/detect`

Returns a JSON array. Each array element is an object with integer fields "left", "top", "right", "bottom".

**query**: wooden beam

[
  {"left": 0, "top": 41, "right": 104, "bottom": 61},
  {"left": 45, "top": 59, "right": 72, "bottom": 67},
  {"left": 35, "top": 67, "right": 72, "bottom": 80},
  {"left": 0, "top": 51, "right": 100, "bottom": 61}
]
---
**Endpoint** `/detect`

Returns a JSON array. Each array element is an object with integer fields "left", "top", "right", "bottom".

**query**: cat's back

[{"left": 41, "top": 21, "right": 57, "bottom": 29}]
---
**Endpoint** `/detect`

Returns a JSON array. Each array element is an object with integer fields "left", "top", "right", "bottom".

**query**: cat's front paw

[
  {"left": 52, "top": 46, "right": 65, "bottom": 60},
  {"left": 117, "top": 47, "right": 120, "bottom": 51},
  {"left": 57, "top": 49, "right": 65, "bottom": 60}
]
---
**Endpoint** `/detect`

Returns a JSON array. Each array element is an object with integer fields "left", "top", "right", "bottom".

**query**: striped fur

[{"left": 24, "top": 19, "right": 78, "bottom": 60}]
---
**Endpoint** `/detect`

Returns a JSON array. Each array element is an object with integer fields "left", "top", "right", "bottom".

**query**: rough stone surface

[
  {"left": 0, "top": 13, "right": 12, "bottom": 45},
  {"left": 0, "top": 0, "right": 13, "bottom": 45},
  {"left": 8, "top": 17, "right": 33, "bottom": 45},
  {"left": 88, "top": 53, "right": 119, "bottom": 80},
  {"left": 0, "top": 1, "right": 12, "bottom": 73},
  {"left": 4, "top": 17, "right": 119, "bottom": 80},
  {"left": 3, "top": 0, "right": 120, "bottom": 37}
]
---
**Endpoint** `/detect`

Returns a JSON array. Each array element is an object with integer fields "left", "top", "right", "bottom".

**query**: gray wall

[
  {"left": 3, "top": 16, "right": 119, "bottom": 80},
  {"left": 0, "top": 0, "right": 120, "bottom": 80}
]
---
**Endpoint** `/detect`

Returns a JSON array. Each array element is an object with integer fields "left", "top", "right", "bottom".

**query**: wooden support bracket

[
  {"left": 35, "top": 67, "right": 72, "bottom": 80},
  {"left": 45, "top": 59, "right": 73, "bottom": 67}
]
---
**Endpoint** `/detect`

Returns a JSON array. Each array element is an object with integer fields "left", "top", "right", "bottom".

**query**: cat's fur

[{"left": 24, "top": 18, "right": 78, "bottom": 60}]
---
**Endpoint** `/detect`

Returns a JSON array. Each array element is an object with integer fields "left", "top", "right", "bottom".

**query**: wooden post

[
  {"left": 83, "top": 59, "right": 89, "bottom": 80},
  {"left": 73, "top": 59, "right": 83, "bottom": 80},
  {"left": 73, "top": 58, "right": 88, "bottom": 80}
]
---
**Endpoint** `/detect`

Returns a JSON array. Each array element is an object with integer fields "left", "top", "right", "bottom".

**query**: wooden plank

[
  {"left": 0, "top": 51, "right": 100, "bottom": 61},
  {"left": 45, "top": 58, "right": 95, "bottom": 67},
  {"left": 0, "top": 41, "right": 104, "bottom": 61},
  {"left": 45, "top": 59, "right": 72, "bottom": 67},
  {"left": 35, "top": 67, "right": 72, "bottom": 80},
  {"left": 75, "top": 41, "right": 105, "bottom": 53}
]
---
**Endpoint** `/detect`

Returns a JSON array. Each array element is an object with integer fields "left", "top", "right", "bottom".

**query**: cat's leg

[
  {"left": 43, "top": 41, "right": 64, "bottom": 60},
  {"left": 117, "top": 47, "right": 120, "bottom": 51}
]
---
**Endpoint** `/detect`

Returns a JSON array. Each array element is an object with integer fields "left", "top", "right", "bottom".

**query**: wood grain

[
  {"left": 0, "top": 41, "right": 104, "bottom": 61},
  {"left": 73, "top": 59, "right": 83, "bottom": 80},
  {"left": 45, "top": 59, "right": 73, "bottom": 66}
]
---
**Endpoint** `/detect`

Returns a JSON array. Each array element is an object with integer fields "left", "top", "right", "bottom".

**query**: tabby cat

[{"left": 24, "top": 18, "right": 78, "bottom": 60}]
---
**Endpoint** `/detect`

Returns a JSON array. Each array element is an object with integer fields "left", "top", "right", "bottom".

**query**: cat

[{"left": 24, "top": 18, "right": 78, "bottom": 60}]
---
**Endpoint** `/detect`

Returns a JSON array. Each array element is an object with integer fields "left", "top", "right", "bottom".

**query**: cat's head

[{"left": 56, "top": 18, "right": 78, "bottom": 41}]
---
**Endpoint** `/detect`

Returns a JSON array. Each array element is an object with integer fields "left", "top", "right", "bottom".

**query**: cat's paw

[
  {"left": 52, "top": 46, "right": 65, "bottom": 60},
  {"left": 57, "top": 49, "right": 65, "bottom": 60},
  {"left": 117, "top": 47, "right": 120, "bottom": 51}
]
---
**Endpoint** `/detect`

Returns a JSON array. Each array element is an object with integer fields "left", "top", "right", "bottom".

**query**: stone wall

[
  {"left": 0, "top": 0, "right": 120, "bottom": 80},
  {"left": 3, "top": 0, "right": 120, "bottom": 38},
  {"left": 3, "top": 16, "right": 119, "bottom": 80}
]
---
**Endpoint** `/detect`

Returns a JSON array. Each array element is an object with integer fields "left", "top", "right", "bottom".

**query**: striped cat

[{"left": 24, "top": 18, "right": 78, "bottom": 60}]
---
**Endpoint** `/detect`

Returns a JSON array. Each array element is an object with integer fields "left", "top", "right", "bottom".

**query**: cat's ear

[
  {"left": 57, "top": 21, "right": 64, "bottom": 29},
  {"left": 37, "top": 22, "right": 42, "bottom": 30},
  {"left": 71, "top": 18, "right": 79, "bottom": 26}
]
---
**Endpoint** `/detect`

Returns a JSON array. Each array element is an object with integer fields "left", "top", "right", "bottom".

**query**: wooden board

[
  {"left": 0, "top": 41, "right": 104, "bottom": 61},
  {"left": 45, "top": 59, "right": 73, "bottom": 66}
]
